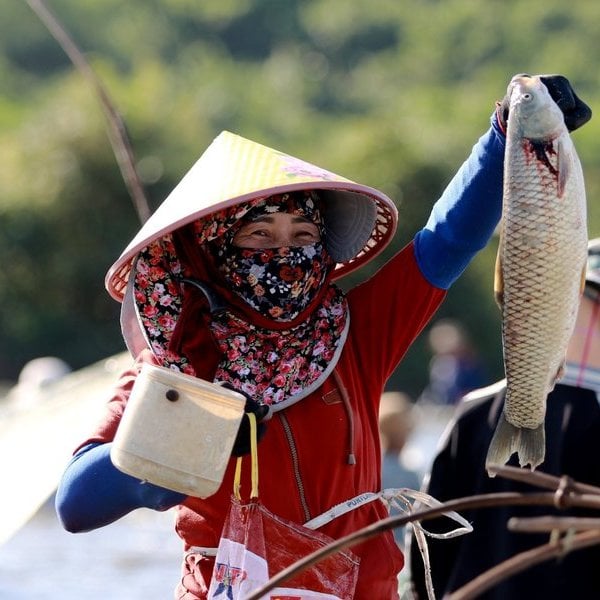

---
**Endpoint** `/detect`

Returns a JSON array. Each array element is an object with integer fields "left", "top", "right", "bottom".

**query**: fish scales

[
  {"left": 503, "top": 137, "right": 583, "bottom": 429},
  {"left": 486, "top": 75, "right": 587, "bottom": 473}
]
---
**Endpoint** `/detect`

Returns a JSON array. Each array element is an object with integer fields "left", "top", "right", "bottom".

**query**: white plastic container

[{"left": 111, "top": 363, "right": 246, "bottom": 497}]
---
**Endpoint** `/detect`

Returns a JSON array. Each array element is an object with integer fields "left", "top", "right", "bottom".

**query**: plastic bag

[{"left": 207, "top": 415, "right": 359, "bottom": 600}]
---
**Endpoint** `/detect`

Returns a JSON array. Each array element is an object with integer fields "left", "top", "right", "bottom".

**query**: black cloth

[
  {"left": 497, "top": 74, "right": 592, "bottom": 132},
  {"left": 407, "top": 383, "right": 600, "bottom": 600}
]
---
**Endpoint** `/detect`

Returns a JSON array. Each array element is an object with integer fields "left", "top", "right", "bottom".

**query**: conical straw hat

[{"left": 106, "top": 131, "right": 398, "bottom": 301}]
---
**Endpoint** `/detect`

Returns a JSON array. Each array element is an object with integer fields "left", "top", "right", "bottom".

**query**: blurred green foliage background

[{"left": 1, "top": 0, "right": 599, "bottom": 396}]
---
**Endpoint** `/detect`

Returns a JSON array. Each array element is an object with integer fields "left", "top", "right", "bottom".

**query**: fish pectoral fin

[
  {"left": 494, "top": 244, "right": 504, "bottom": 309},
  {"left": 556, "top": 137, "right": 571, "bottom": 197},
  {"left": 580, "top": 260, "right": 587, "bottom": 295},
  {"left": 553, "top": 360, "right": 566, "bottom": 384}
]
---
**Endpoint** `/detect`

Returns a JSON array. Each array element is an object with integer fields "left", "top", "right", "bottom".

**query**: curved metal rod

[
  {"left": 446, "top": 529, "right": 600, "bottom": 600},
  {"left": 245, "top": 489, "right": 600, "bottom": 600},
  {"left": 488, "top": 464, "right": 600, "bottom": 495}
]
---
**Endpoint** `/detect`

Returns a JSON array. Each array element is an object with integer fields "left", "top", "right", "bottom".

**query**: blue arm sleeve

[
  {"left": 414, "top": 113, "right": 506, "bottom": 289},
  {"left": 55, "top": 442, "right": 187, "bottom": 533}
]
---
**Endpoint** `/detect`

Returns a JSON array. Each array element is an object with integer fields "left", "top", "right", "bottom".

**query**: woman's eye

[
  {"left": 295, "top": 227, "right": 320, "bottom": 240},
  {"left": 243, "top": 226, "right": 270, "bottom": 238},
  {"left": 298, "top": 234, "right": 317, "bottom": 242},
  {"left": 233, "top": 219, "right": 320, "bottom": 248}
]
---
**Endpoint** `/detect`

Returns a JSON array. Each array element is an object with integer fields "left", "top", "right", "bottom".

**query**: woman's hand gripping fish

[{"left": 486, "top": 75, "right": 588, "bottom": 474}]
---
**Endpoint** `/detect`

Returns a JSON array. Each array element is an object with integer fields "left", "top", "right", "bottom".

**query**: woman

[{"left": 56, "top": 74, "right": 590, "bottom": 599}]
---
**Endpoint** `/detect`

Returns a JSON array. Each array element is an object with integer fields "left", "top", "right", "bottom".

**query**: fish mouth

[
  {"left": 508, "top": 75, "right": 550, "bottom": 114},
  {"left": 511, "top": 72, "right": 533, "bottom": 83},
  {"left": 508, "top": 73, "right": 540, "bottom": 96}
]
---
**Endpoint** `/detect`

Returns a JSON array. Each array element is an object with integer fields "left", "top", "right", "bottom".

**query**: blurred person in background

[
  {"left": 419, "top": 318, "right": 488, "bottom": 406},
  {"left": 407, "top": 239, "right": 600, "bottom": 600},
  {"left": 3, "top": 356, "right": 71, "bottom": 413},
  {"left": 380, "top": 391, "right": 421, "bottom": 492},
  {"left": 379, "top": 391, "right": 421, "bottom": 547}
]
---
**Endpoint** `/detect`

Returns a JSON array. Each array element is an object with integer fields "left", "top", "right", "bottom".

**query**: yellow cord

[
  {"left": 233, "top": 412, "right": 259, "bottom": 500},
  {"left": 249, "top": 412, "right": 259, "bottom": 499},
  {"left": 234, "top": 456, "right": 242, "bottom": 501}
]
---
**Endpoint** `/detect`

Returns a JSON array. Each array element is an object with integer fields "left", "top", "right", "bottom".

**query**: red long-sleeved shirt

[{"left": 82, "top": 241, "right": 444, "bottom": 599}]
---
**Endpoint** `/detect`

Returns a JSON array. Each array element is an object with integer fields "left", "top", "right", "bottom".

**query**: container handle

[{"left": 233, "top": 413, "right": 259, "bottom": 500}]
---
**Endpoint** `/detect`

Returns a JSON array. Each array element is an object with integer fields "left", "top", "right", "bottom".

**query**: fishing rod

[{"left": 25, "top": 0, "right": 151, "bottom": 224}]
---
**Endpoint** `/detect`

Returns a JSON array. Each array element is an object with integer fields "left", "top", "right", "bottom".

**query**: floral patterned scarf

[
  {"left": 207, "top": 192, "right": 333, "bottom": 322},
  {"left": 133, "top": 191, "right": 349, "bottom": 407}
]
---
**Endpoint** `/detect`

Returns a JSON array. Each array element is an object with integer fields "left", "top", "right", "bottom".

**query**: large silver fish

[{"left": 486, "top": 75, "right": 588, "bottom": 473}]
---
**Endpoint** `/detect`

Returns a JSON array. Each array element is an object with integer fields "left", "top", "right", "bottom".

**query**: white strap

[
  {"left": 386, "top": 488, "right": 473, "bottom": 600},
  {"left": 304, "top": 487, "right": 471, "bottom": 535},
  {"left": 303, "top": 492, "right": 381, "bottom": 530},
  {"left": 304, "top": 487, "right": 473, "bottom": 600},
  {"left": 381, "top": 488, "right": 472, "bottom": 539}
]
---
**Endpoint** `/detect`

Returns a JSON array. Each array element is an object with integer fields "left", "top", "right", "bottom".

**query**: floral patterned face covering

[
  {"left": 208, "top": 192, "right": 333, "bottom": 322},
  {"left": 213, "top": 243, "right": 331, "bottom": 322}
]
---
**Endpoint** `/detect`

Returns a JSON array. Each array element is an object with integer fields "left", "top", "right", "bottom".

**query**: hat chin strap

[{"left": 181, "top": 278, "right": 227, "bottom": 316}]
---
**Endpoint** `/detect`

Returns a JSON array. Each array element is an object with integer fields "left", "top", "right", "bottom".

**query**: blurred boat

[{"left": 0, "top": 352, "right": 131, "bottom": 545}]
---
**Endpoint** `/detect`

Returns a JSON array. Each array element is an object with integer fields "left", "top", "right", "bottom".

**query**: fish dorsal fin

[{"left": 556, "top": 137, "right": 571, "bottom": 197}]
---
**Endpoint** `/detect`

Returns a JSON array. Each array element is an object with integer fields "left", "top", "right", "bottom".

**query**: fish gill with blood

[{"left": 486, "top": 74, "right": 588, "bottom": 475}]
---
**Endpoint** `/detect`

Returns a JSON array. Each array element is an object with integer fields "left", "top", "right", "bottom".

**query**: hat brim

[
  {"left": 105, "top": 131, "right": 398, "bottom": 302},
  {"left": 106, "top": 182, "right": 397, "bottom": 301},
  {"left": 321, "top": 189, "right": 378, "bottom": 263}
]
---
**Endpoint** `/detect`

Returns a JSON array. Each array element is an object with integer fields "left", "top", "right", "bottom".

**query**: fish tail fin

[
  {"left": 518, "top": 423, "right": 545, "bottom": 470},
  {"left": 486, "top": 412, "right": 519, "bottom": 476},
  {"left": 485, "top": 413, "right": 545, "bottom": 476}
]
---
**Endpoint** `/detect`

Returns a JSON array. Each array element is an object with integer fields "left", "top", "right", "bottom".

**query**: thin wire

[{"left": 25, "top": 0, "right": 151, "bottom": 224}]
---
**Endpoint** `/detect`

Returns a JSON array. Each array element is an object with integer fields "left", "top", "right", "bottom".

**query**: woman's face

[{"left": 232, "top": 211, "right": 321, "bottom": 249}]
